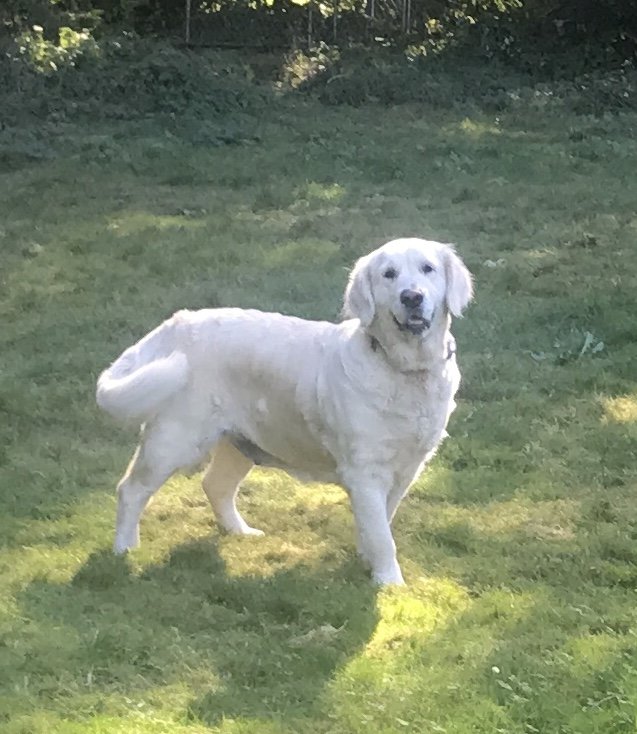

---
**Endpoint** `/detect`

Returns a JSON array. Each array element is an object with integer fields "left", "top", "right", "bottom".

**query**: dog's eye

[
  {"left": 422, "top": 263, "right": 434, "bottom": 274},
  {"left": 383, "top": 267, "right": 398, "bottom": 279}
]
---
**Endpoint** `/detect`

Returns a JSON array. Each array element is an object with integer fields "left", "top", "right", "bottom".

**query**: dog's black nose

[{"left": 400, "top": 289, "right": 424, "bottom": 309}]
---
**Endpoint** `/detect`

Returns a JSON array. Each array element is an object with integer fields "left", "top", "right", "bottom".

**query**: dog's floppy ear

[
  {"left": 443, "top": 246, "right": 473, "bottom": 317},
  {"left": 343, "top": 253, "right": 375, "bottom": 327}
]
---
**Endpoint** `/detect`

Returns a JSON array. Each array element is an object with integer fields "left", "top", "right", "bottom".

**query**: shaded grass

[{"left": 1, "top": 86, "right": 637, "bottom": 733}]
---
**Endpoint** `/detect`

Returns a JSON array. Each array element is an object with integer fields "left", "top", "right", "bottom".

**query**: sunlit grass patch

[
  {"left": 602, "top": 395, "right": 637, "bottom": 424},
  {"left": 457, "top": 117, "right": 502, "bottom": 137},
  {"left": 299, "top": 181, "right": 347, "bottom": 202},
  {"left": 107, "top": 210, "right": 209, "bottom": 236},
  {"left": 260, "top": 239, "right": 341, "bottom": 269}
]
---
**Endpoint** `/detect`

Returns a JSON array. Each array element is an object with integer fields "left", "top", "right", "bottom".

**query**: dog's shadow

[{"left": 17, "top": 539, "right": 380, "bottom": 726}]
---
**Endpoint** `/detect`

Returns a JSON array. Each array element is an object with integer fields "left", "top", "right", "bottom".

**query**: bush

[
  {"left": 289, "top": 46, "right": 637, "bottom": 116},
  {"left": 0, "top": 32, "right": 272, "bottom": 125}
]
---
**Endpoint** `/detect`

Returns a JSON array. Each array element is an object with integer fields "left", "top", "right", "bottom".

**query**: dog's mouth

[{"left": 392, "top": 314, "right": 431, "bottom": 336}]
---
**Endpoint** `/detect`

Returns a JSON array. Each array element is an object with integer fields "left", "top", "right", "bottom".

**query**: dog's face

[{"left": 344, "top": 238, "right": 473, "bottom": 335}]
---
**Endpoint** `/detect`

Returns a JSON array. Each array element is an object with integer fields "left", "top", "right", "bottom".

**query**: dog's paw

[
  {"left": 113, "top": 541, "right": 132, "bottom": 555},
  {"left": 371, "top": 566, "right": 405, "bottom": 586},
  {"left": 113, "top": 531, "right": 139, "bottom": 555},
  {"left": 225, "top": 524, "right": 265, "bottom": 536},
  {"left": 357, "top": 549, "right": 372, "bottom": 570}
]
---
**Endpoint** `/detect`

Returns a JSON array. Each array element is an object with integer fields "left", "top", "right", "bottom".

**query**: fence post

[
  {"left": 333, "top": 0, "right": 338, "bottom": 43},
  {"left": 308, "top": 1, "right": 313, "bottom": 48}
]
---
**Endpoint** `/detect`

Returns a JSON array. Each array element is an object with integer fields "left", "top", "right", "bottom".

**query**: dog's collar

[
  {"left": 369, "top": 334, "right": 456, "bottom": 361},
  {"left": 446, "top": 335, "right": 456, "bottom": 361}
]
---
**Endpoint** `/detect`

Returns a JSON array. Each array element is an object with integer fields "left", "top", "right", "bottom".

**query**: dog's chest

[
  {"left": 398, "top": 386, "right": 451, "bottom": 440},
  {"left": 373, "top": 366, "right": 458, "bottom": 455}
]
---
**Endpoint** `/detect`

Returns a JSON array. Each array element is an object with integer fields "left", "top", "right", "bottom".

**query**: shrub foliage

[
  {"left": 1, "top": 0, "right": 636, "bottom": 62},
  {"left": 0, "top": 1, "right": 635, "bottom": 126},
  {"left": 0, "top": 31, "right": 270, "bottom": 125}
]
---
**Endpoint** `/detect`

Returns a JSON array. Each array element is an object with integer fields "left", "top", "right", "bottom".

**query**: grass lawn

[{"left": 1, "top": 69, "right": 637, "bottom": 733}]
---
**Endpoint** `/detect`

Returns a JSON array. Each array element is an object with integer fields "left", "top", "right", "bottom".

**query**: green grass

[{"left": 2, "top": 79, "right": 637, "bottom": 734}]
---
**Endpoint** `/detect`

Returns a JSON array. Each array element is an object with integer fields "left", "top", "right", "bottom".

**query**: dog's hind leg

[
  {"left": 113, "top": 421, "right": 206, "bottom": 554},
  {"left": 201, "top": 437, "right": 262, "bottom": 535}
]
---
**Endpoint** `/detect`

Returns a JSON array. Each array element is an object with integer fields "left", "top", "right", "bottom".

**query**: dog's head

[{"left": 343, "top": 238, "right": 473, "bottom": 334}]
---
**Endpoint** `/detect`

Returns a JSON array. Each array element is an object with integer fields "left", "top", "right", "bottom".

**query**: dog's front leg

[
  {"left": 343, "top": 472, "right": 404, "bottom": 585},
  {"left": 386, "top": 481, "right": 411, "bottom": 523}
]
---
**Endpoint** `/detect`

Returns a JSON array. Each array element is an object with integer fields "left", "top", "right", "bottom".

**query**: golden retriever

[{"left": 97, "top": 238, "right": 473, "bottom": 584}]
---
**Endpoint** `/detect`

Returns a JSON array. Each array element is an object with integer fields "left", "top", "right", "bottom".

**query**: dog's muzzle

[
  {"left": 393, "top": 314, "right": 432, "bottom": 335},
  {"left": 394, "top": 289, "right": 431, "bottom": 335}
]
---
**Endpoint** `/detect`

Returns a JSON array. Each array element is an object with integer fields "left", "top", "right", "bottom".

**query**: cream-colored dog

[{"left": 97, "top": 238, "right": 473, "bottom": 584}]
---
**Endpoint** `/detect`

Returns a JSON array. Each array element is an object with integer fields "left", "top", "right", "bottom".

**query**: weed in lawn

[{"left": 1, "top": 53, "right": 637, "bottom": 734}]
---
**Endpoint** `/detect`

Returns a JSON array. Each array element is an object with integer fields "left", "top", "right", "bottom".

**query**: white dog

[{"left": 97, "top": 238, "right": 473, "bottom": 584}]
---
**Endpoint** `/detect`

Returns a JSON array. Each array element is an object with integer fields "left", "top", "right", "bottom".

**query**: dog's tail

[{"left": 96, "top": 315, "right": 190, "bottom": 423}]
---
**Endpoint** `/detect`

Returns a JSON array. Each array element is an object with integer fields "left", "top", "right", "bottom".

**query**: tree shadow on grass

[
  {"left": 13, "top": 539, "right": 379, "bottom": 727},
  {"left": 10, "top": 487, "right": 637, "bottom": 732}
]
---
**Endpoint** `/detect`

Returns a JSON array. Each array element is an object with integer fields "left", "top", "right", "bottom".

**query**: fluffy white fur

[{"left": 97, "top": 238, "right": 473, "bottom": 584}]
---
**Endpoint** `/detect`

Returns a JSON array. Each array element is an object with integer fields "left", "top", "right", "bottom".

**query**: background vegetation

[
  {"left": 1, "top": 1, "right": 637, "bottom": 733},
  {"left": 2, "top": 0, "right": 637, "bottom": 58},
  {"left": 1, "top": 0, "right": 636, "bottom": 131}
]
